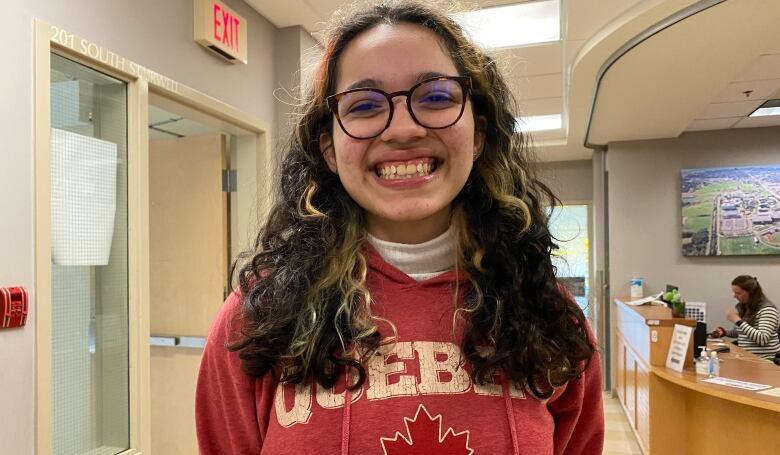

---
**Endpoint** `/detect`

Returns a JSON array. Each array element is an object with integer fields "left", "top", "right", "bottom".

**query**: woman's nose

[{"left": 380, "top": 98, "right": 426, "bottom": 142}]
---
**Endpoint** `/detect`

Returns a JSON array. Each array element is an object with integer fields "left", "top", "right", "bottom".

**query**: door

[{"left": 149, "top": 133, "right": 228, "bottom": 454}]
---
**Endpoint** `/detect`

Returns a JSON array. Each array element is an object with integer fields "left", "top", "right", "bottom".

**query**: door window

[
  {"left": 549, "top": 204, "right": 590, "bottom": 314},
  {"left": 50, "top": 53, "right": 129, "bottom": 454}
]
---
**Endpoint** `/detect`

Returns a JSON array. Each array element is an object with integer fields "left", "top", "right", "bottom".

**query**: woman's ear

[
  {"left": 319, "top": 133, "right": 338, "bottom": 173},
  {"left": 473, "top": 116, "right": 487, "bottom": 160}
]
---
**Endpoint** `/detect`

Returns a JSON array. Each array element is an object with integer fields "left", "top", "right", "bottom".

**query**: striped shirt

[{"left": 726, "top": 300, "right": 780, "bottom": 360}]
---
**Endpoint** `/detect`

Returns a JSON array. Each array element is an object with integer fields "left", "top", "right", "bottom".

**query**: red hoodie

[{"left": 196, "top": 248, "right": 604, "bottom": 454}]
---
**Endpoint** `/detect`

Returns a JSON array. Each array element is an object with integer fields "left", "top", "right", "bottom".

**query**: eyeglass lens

[{"left": 336, "top": 79, "right": 465, "bottom": 138}]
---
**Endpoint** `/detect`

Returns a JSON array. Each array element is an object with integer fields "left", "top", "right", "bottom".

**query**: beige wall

[
  {"left": 0, "top": 1, "right": 307, "bottom": 452},
  {"left": 274, "top": 26, "right": 323, "bottom": 149},
  {"left": 537, "top": 159, "right": 594, "bottom": 202},
  {"left": 608, "top": 126, "right": 780, "bottom": 331}
]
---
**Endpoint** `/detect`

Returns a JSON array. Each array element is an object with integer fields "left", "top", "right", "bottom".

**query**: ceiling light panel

[
  {"left": 749, "top": 99, "right": 780, "bottom": 117},
  {"left": 516, "top": 114, "right": 562, "bottom": 132},
  {"left": 697, "top": 100, "right": 764, "bottom": 120},
  {"left": 750, "top": 106, "right": 780, "bottom": 117},
  {"left": 733, "top": 115, "right": 780, "bottom": 128},
  {"left": 451, "top": 0, "right": 561, "bottom": 49}
]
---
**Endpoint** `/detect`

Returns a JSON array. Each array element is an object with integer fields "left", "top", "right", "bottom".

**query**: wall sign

[
  {"left": 50, "top": 24, "right": 181, "bottom": 94},
  {"left": 194, "top": 0, "right": 248, "bottom": 64}
]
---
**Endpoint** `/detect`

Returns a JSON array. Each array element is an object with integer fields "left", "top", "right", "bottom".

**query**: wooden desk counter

[
  {"left": 613, "top": 297, "right": 780, "bottom": 454},
  {"left": 613, "top": 297, "right": 696, "bottom": 368},
  {"left": 652, "top": 341, "right": 780, "bottom": 412}
]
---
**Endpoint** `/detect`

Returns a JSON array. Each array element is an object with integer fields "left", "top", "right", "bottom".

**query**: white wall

[
  {"left": 537, "top": 159, "right": 594, "bottom": 202},
  {"left": 608, "top": 126, "right": 780, "bottom": 331},
  {"left": 0, "top": 1, "right": 286, "bottom": 452}
]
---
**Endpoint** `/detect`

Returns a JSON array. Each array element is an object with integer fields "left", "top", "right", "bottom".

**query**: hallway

[{"left": 603, "top": 393, "right": 642, "bottom": 454}]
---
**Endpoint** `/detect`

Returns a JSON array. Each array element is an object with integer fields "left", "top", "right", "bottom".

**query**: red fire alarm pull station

[{"left": 1, "top": 286, "right": 28, "bottom": 329}]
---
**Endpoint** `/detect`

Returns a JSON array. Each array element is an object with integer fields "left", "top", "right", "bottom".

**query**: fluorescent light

[
  {"left": 749, "top": 99, "right": 780, "bottom": 117},
  {"left": 516, "top": 114, "right": 562, "bottom": 132},
  {"left": 451, "top": 0, "right": 560, "bottom": 49}
]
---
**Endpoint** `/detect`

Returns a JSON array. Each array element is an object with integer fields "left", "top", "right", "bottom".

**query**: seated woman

[{"left": 711, "top": 275, "right": 780, "bottom": 360}]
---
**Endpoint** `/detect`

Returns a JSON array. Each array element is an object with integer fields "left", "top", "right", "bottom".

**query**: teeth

[{"left": 377, "top": 160, "right": 436, "bottom": 180}]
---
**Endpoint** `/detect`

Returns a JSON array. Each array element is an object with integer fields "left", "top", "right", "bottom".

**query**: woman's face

[
  {"left": 320, "top": 23, "right": 484, "bottom": 243},
  {"left": 732, "top": 285, "right": 749, "bottom": 304}
]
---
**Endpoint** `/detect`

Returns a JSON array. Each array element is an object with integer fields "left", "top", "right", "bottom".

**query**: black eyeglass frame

[{"left": 326, "top": 76, "right": 473, "bottom": 140}]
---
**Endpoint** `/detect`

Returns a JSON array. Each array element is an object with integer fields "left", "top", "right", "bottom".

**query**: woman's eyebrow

[
  {"left": 345, "top": 78, "right": 381, "bottom": 90},
  {"left": 414, "top": 71, "right": 450, "bottom": 83},
  {"left": 344, "top": 72, "right": 455, "bottom": 91}
]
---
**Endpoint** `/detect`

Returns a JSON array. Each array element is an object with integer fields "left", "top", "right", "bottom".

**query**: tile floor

[{"left": 603, "top": 392, "right": 643, "bottom": 454}]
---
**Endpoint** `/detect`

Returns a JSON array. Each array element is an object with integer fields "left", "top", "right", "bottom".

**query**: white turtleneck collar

[{"left": 366, "top": 227, "right": 455, "bottom": 282}]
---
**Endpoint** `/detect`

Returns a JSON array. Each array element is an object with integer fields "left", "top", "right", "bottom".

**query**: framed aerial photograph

[{"left": 681, "top": 164, "right": 780, "bottom": 256}]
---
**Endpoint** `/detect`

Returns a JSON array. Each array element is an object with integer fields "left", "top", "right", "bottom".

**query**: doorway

[
  {"left": 147, "top": 98, "right": 249, "bottom": 454},
  {"left": 36, "top": 21, "right": 272, "bottom": 453},
  {"left": 549, "top": 204, "right": 593, "bottom": 318}
]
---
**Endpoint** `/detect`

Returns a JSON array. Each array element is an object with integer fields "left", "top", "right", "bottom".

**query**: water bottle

[
  {"left": 630, "top": 277, "right": 643, "bottom": 299},
  {"left": 696, "top": 347, "right": 710, "bottom": 376},
  {"left": 708, "top": 351, "right": 720, "bottom": 377}
]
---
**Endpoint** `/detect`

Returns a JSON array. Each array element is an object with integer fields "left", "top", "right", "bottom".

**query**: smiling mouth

[{"left": 375, "top": 157, "right": 438, "bottom": 180}]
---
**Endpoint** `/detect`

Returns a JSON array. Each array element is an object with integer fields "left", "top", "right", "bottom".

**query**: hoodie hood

[{"left": 364, "top": 241, "right": 470, "bottom": 288}]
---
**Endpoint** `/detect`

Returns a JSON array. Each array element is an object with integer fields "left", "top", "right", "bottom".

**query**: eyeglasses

[{"left": 326, "top": 76, "right": 472, "bottom": 139}]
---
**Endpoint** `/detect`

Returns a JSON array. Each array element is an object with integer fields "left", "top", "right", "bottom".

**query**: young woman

[
  {"left": 196, "top": 2, "right": 603, "bottom": 454},
  {"left": 711, "top": 275, "right": 779, "bottom": 360}
]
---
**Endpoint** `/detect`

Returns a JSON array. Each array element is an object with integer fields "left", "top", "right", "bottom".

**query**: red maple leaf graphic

[{"left": 380, "top": 404, "right": 474, "bottom": 455}]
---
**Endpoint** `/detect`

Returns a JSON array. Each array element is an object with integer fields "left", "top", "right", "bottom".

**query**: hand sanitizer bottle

[
  {"left": 696, "top": 347, "right": 710, "bottom": 376},
  {"left": 709, "top": 351, "right": 720, "bottom": 377}
]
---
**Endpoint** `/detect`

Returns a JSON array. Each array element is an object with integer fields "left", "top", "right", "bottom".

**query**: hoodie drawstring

[
  {"left": 341, "top": 369, "right": 352, "bottom": 455},
  {"left": 502, "top": 374, "right": 520, "bottom": 455}
]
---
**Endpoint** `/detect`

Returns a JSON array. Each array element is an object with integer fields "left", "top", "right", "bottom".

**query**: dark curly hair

[{"left": 229, "top": 0, "right": 596, "bottom": 399}]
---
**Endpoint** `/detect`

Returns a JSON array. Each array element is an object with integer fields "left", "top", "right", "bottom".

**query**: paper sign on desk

[
  {"left": 702, "top": 377, "right": 772, "bottom": 391},
  {"left": 626, "top": 293, "right": 666, "bottom": 306},
  {"left": 757, "top": 387, "right": 780, "bottom": 397},
  {"left": 665, "top": 324, "right": 693, "bottom": 372}
]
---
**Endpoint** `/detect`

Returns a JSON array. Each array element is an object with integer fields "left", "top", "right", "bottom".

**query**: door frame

[{"left": 34, "top": 19, "right": 271, "bottom": 454}]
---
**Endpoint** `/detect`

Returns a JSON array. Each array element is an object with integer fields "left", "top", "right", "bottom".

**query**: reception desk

[{"left": 613, "top": 297, "right": 780, "bottom": 454}]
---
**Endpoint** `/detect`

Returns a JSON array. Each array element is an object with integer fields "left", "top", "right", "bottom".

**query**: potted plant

[{"left": 662, "top": 288, "right": 686, "bottom": 318}]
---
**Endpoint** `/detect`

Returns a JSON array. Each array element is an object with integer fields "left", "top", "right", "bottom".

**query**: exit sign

[{"left": 194, "top": 0, "right": 247, "bottom": 64}]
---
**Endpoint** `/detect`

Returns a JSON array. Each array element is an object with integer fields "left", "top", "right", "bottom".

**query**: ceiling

[
  {"left": 148, "top": 105, "right": 222, "bottom": 139},
  {"left": 148, "top": 93, "right": 254, "bottom": 140},
  {"left": 587, "top": 0, "right": 780, "bottom": 145},
  {"left": 244, "top": 0, "right": 780, "bottom": 161}
]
